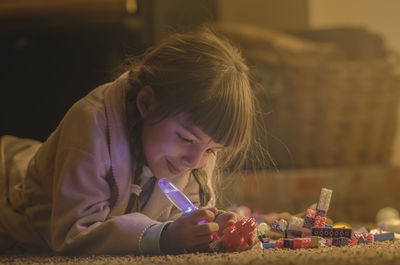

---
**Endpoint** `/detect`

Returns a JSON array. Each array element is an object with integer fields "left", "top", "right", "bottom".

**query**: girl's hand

[
  {"left": 214, "top": 211, "right": 239, "bottom": 237},
  {"left": 160, "top": 208, "right": 219, "bottom": 254},
  {"left": 215, "top": 211, "right": 258, "bottom": 252}
]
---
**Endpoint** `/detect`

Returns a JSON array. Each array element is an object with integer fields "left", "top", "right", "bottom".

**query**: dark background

[{"left": 0, "top": 0, "right": 219, "bottom": 141}]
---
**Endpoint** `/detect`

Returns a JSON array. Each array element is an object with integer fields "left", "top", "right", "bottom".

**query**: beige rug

[{"left": 1, "top": 240, "right": 399, "bottom": 265}]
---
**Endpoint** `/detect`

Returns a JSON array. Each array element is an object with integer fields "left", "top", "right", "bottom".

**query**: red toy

[{"left": 210, "top": 217, "right": 257, "bottom": 252}]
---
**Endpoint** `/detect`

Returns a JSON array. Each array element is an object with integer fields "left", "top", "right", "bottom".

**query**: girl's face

[{"left": 141, "top": 113, "right": 224, "bottom": 179}]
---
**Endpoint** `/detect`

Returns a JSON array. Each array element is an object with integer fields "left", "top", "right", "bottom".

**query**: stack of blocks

[{"left": 262, "top": 188, "right": 395, "bottom": 250}]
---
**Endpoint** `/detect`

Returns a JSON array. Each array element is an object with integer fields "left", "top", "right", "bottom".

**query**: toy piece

[
  {"left": 275, "top": 238, "right": 284, "bottom": 248},
  {"left": 288, "top": 216, "right": 304, "bottom": 231},
  {"left": 262, "top": 242, "right": 275, "bottom": 249},
  {"left": 353, "top": 232, "right": 374, "bottom": 244},
  {"left": 332, "top": 237, "right": 350, "bottom": 247},
  {"left": 312, "top": 227, "right": 353, "bottom": 239},
  {"left": 373, "top": 232, "right": 395, "bottom": 242},
  {"left": 314, "top": 215, "right": 326, "bottom": 228},
  {"left": 219, "top": 217, "right": 258, "bottom": 252},
  {"left": 348, "top": 238, "right": 358, "bottom": 246},
  {"left": 293, "top": 238, "right": 311, "bottom": 249},
  {"left": 325, "top": 238, "right": 333, "bottom": 246},
  {"left": 316, "top": 188, "right": 332, "bottom": 217},
  {"left": 256, "top": 222, "right": 270, "bottom": 242},
  {"left": 283, "top": 238, "right": 294, "bottom": 249},
  {"left": 363, "top": 233, "right": 375, "bottom": 243},
  {"left": 158, "top": 178, "right": 198, "bottom": 213},
  {"left": 311, "top": 236, "right": 327, "bottom": 248},
  {"left": 333, "top": 222, "right": 352, "bottom": 228},
  {"left": 270, "top": 219, "right": 287, "bottom": 234},
  {"left": 288, "top": 216, "right": 308, "bottom": 238},
  {"left": 303, "top": 209, "right": 316, "bottom": 229}
]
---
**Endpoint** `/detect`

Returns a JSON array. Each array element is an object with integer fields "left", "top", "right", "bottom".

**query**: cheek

[
  {"left": 142, "top": 127, "right": 179, "bottom": 157},
  {"left": 197, "top": 154, "right": 211, "bottom": 168}
]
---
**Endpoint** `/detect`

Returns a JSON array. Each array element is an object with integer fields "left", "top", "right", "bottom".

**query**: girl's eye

[
  {"left": 177, "top": 133, "right": 193, "bottom": 143},
  {"left": 206, "top": 148, "right": 216, "bottom": 155}
]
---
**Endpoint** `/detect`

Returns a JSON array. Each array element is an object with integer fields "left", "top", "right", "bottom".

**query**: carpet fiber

[{"left": 1, "top": 240, "right": 399, "bottom": 265}]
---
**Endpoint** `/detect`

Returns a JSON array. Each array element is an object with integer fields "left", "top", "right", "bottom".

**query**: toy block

[
  {"left": 353, "top": 232, "right": 365, "bottom": 243},
  {"left": 311, "top": 236, "right": 319, "bottom": 248},
  {"left": 373, "top": 232, "right": 395, "bottom": 242},
  {"left": 332, "top": 238, "right": 340, "bottom": 246},
  {"left": 256, "top": 222, "right": 270, "bottom": 238},
  {"left": 334, "top": 237, "right": 350, "bottom": 246},
  {"left": 275, "top": 238, "right": 284, "bottom": 248},
  {"left": 343, "top": 228, "right": 352, "bottom": 238},
  {"left": 283, "top": 238, "right": 294, "bottom": 249},
  {"left": 303, "top": 216, "right": 315, "bottom": 229},
  {"left": 294, "top": 238, "right": 311, "bottom": 249},
  {"left": 343, "top": 237, "right": 351, "bottom": 246},
  {"left": 311, "top": 236, "right": 326, "bottom": 248},
  {"left": 301, "top": 231, "right": 311, "bottom": 238},
  {"left": 311, "top": 227, "right": 324, "bottom": 237},
  {"left": 333, "top": 228, "right": 340, "bottom": 238},
  {"left": 287, "top": 229, "right": 302, "bottom": 238},
  {"left": 303, "top": 238, "right": 312, "bottom": 248},
  {"left": 313, "top": 216, "right": 326, "bottom": 228},
  {"left": 279, "top": 219, "right": 288, "bottom": 231},
  {"left": 262, "top": 242, "right": 275, "bottom": 249},
  {"left": 293, "top": 238, "right": 302, "bottom": 249},
  {"left": 271, "top": 219, "right": 286, "bottom": 234},
  {"left": 288, "top": 216, "right": 304, "bottom": 229},
  {"left": 323, "top": 228, "right": 333, "bottom": 238},
  {"left": 363, "top": 233, "right": 374, "bottom": 243},
  {"left": 348, "top": 238, "right": 358, "bottom": 246},
  {"left": 316, "top": 209, "right": 327, "bottom": 217},
  {"left": 325, "top": 238, "right": 333, "bottom": 246},
  {"left": 306, "top": 209, "right": 316, "bottom": 218},
  {"left": 316, "top": 188, "right": 332, "bottom": 212}
]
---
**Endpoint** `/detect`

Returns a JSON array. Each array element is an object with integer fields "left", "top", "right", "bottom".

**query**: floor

[{"left": 1, "top": 240, "right": 399, "bottom": 265}]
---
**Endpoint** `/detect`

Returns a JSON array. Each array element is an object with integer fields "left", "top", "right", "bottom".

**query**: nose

[{"left": 181, "top": 147, "right": 207, "bottom": 169}]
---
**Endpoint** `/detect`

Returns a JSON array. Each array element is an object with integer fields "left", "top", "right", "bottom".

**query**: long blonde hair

[{"left": 124, "top": 26, "right": 256, "bottom": 210}]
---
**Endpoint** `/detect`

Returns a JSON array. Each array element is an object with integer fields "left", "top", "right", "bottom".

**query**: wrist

[{"left": 160, "top": 222, "right": 173, "bottom": 253}]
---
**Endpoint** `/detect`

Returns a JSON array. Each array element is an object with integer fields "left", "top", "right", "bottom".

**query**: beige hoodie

[{"left": 0, "top": 72, "right": 215, "bottom": 254}]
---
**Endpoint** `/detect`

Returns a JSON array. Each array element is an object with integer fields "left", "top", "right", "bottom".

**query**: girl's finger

[
  {"left": 195, "top": 234, "right": 215, "bottom": 245},
  {"left": 194, "top": 222, "right": 219, "bottom": 236},
  {"left": 206, "top": 207, "right": 218, "bottom": 215},
  {"left": 188, "top": 208, "right": 216, "bottom": 224}
]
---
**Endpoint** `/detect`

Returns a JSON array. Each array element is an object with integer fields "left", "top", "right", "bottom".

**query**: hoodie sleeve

[{"left": 30, "top": 89, "right": 159, "bottom": 255}]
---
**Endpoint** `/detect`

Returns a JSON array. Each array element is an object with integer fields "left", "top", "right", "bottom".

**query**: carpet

[{"left": 1, "top": 240, "right": 399, "bottom": 265}]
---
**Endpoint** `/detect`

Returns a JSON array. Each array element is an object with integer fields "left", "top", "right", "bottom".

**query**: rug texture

[{"left": 1, "top": 240, "right": 399, "bottom": 265}]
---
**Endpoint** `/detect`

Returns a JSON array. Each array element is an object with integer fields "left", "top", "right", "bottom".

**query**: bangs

[{"left": 186, "top": 73, "right": 254, "bottom": 152}]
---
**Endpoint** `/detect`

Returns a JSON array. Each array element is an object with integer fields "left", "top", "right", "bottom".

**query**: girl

[{"left": 0, "top": 26, "right": 258, "bottom": 255}]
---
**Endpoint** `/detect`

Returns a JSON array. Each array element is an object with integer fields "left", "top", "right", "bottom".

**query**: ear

[{"left": 136, "top": 85, "right": 156, "bottom": 118}]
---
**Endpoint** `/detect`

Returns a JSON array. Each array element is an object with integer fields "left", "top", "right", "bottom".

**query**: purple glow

[{"left": 158, "top": 178, "right": 198, "bottom": 213}]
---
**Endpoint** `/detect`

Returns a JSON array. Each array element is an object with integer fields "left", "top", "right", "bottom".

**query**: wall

[
  {"left": 309, "top": 0, "right": 400, "bottom": 165},
  {"left": 218, "top": 0, "right": 309, "bottom": 30}
]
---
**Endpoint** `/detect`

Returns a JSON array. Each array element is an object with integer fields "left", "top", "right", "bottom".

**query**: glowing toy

[{"left": 158, "top": 178, "right": 198, "bottom": 213}]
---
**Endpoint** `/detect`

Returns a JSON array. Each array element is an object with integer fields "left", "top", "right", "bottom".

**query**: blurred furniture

[
  {"left": 222, "top": 165, "right": 400, "bottom": 223},
  {"left": 216, "top": 22, "right": 400, "bottom": 169}
]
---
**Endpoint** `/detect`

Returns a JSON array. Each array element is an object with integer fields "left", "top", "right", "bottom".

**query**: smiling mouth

[{"left": 166, "top": 159, "right": 181, "bottom": 175}]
